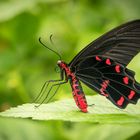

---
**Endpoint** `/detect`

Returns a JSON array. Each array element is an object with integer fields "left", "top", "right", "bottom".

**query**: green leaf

[
  {"left": 0, "top": 95, "right": 140, "bottom": 123},
  {"left": 0, "top": 117, "right": 56, "bottom": 140},
  {"left": 70, "top": 124, "right": 140, "bottom": 140}
]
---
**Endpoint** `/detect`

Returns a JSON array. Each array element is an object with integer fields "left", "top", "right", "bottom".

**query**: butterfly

[{"left": 36, "top": 20, "right": 140, "bottom": 113}]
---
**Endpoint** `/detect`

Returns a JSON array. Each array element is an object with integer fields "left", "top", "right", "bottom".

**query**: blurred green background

[{"left": 0, "top": 0, "right": 140, "bottom": 140}]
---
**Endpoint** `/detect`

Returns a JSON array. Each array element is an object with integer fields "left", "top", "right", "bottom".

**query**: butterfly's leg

[
  {"left": 36, "top": 80, "right": 68, "bottom": 107},
  {"left": 88, "top": 104, "right": 95, "bottom": 107},
  {"left": 33, "top": 70, "right": 65, "bottom": 103}
]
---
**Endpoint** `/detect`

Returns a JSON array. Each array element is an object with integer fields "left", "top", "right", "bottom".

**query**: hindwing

[{"left": 75, "top": 56, "right": 140, "bottom": 108}]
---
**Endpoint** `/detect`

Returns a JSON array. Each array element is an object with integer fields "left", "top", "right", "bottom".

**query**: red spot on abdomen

[
  {"left": 106, "top": 58, "right": 111, "bottom": 65},
  {"left": 60, "top": 61, "right": 88, "bottom": 113},
  {"left": 81, "top": 108, "right": 87, "bottom": 113},
  {"left": 115, "top": 65, "right": 121, "bottom": 73},
  {"left": 128, "top": 90, "right": 135, "bottom": 99},
  {"left": 95, "top": 56, "right": 101, "bottom": 61},
  {"left": 123, "top": 76, "right": 129, "bottom": 85},
  {"left": 117, "top": 96, "right": 124, "bottom": 106}
]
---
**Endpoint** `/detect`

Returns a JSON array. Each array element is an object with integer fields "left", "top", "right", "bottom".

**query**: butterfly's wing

[
  {"left": 69, "top": 20, "right": 140, "bottom": 67},
  {"left": 75, "top": 56, "right": 140, "bottom": 108},
  {"left": 68, "top": 20, "right": 140, "bottom": 108}
]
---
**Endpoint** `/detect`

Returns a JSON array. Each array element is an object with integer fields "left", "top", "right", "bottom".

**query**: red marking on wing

[
  {"left": 100, "top": 80, "right": 109, "bottom": 97},
  {"left": 106, "top": 58, "right": 111, "bottom": 65},
  {"left": 117, "top": 96, "right": 124, "bottom": 106},
  {"left": 128, "top": 90, "right": 135, "bottom": 99},
  {"left": 123, "top": 76, "right": 129, "bottom": 85},
  {"left": 95, "top": 56, "right": 101, "bottom": 61},
  {"left": 100, "top": 89, "right": 108, "bottom": 97},
  {"left": 115, "top": 65, "right": 120, "bottom": 73}
]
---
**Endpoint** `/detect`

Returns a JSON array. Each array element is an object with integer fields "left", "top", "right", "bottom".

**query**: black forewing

[
  {"left": 69, "top": 20, "right": 140, "bottom": 67},
  {"left": 75, "top": 56, "right": 140, "bottom": 108}
]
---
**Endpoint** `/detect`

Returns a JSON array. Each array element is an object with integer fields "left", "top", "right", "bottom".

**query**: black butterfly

[{"left": 36, "top": 20, "right": 140, "bottom": 113}]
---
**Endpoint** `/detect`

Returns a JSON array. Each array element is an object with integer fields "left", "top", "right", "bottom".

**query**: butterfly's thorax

[{"left": 58, "top": 61, "right": 88, "bottom": 112}]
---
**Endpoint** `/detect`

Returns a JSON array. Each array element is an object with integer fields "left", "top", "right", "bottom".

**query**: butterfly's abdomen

[
  {"left": 58, "top": 61, "right": 88, "bottom": 112},
  {"left": 69, "top": 77, "right": 88, "bottom": 113}
]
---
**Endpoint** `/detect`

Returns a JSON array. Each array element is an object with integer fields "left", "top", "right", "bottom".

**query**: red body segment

[{"left": 58, "top": 61, "right": 88, "bottom": 112}]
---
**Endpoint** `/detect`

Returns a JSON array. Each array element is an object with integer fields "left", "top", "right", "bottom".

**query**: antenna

[
  {"left": 50, "top": 34, "right": 54, "bottom": 45},
  {"left": 49, "top": 34, "right": 62, "bottom": 59},
  {"left": 39, "top": 37, "right": 62, "bottom": 60}
]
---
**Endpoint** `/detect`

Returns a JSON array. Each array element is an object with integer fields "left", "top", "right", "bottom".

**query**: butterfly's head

[
  {"left": 57, "top": 60, "right": 62, "bottom": 65},
  {"left": 57, "top": 60, "right": 67, "bottom": 69},
  {"left": 57, "top": 60, "right": 63, "bottom": 68}
]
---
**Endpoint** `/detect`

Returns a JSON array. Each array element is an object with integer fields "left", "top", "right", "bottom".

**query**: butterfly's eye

[{"left": 55, "top": 65, "right": 60, "bottom": 73}]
